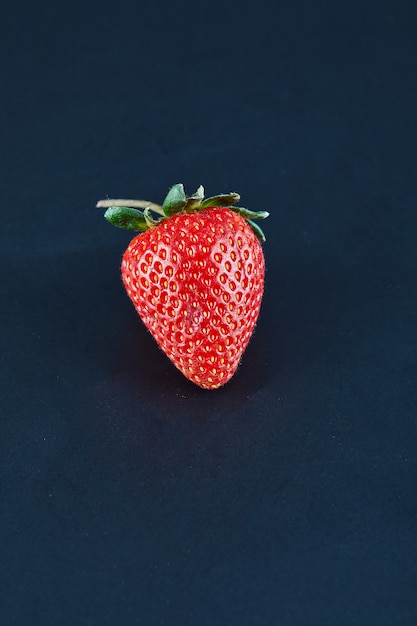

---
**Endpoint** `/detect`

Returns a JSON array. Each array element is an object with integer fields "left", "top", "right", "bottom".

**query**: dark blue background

[{"left": 1, "top": 1, "right": 416, "bottom": 624}]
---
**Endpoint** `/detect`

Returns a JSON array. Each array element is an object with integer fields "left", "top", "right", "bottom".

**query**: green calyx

[{"left": 100, "top": 183, "right": 269, "bottom": 242}]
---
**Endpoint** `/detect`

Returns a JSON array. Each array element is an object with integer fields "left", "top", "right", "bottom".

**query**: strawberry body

[{"left": 121, "top": 207, "right": 265, "bottom": 389}]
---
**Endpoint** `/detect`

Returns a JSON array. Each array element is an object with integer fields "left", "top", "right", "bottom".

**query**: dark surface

[{"left": 1, "top": 1, "right": 417, "bottom": 624}]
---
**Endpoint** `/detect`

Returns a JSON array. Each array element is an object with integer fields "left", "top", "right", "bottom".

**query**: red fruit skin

[{"left": 121, "top": 207, "right": 265, "bottom": 389}]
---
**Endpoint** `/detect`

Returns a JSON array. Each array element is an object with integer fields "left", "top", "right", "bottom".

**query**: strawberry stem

[{"left": 96, "top": 199, "right": 164, "bottom": 216}]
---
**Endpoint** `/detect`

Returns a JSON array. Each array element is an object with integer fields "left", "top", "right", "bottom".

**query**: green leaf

[
  {"left": 229, "top": 206, "right": 270, "bottom": 220},
  {"left": 246, "top": 219, "right": 266, "bottom": 243},
  {"left": 104, "top": 207, "right": 148, "bottom": 231},
  {"left": 143, "top": 207, "right": 161, "bottom": 228},
  {"left": 184, "top": 186, "right": 205, "bottom": 211},
  {"left": 200, "top": 193, "right": 241, "bottom": 208},
  {"left": 162, "top": 183, "right": 187, "bottom": 216},
  {"left": 190, "top": 185, "right": 205, "bottom": 200}
]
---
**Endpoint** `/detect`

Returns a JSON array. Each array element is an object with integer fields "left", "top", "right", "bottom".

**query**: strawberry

[{"left": 97, "top": 184, "right": 268, "bottom": 389}]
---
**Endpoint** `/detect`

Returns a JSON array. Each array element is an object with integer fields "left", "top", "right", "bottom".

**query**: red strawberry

[{"left": 97, "top": 184, "right": 268, "bottom": 390}]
